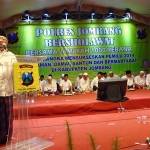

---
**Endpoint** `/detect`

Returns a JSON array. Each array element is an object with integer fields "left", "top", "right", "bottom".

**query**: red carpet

[
  {"left": 14, "top": 89, "right": 150, "bottom": 117},
  {"left": 2, "top": 89, "right": 150, "bottom": 150},
  {"left": 11, "top": 109, "right": 150, "bottom": 150}
]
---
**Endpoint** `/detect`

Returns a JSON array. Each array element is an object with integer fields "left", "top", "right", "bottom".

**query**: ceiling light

[
  {"left": 41, "top": 10, "right": 51, "bottom": 20},
  {"left": 22, "top": 10, "right": 33, "bottom": 21},
  {"left": 105, "top": 8, "right": 116, "bottom": 19},
  {"left": 122, "top": 8, "right": 132, "bottom": 20}
]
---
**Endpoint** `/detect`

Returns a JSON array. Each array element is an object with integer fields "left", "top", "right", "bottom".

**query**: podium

[{"left": 3, "top": 55, "right": 54, "bottom": 150}]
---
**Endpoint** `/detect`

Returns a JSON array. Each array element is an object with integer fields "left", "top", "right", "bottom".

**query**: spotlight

[
  {"left": 62, "top": 9, "right": 69, "bottom": 21},
  {"left": 122, "top": 8, "right": 132, "bottom": 20},
  {"left": 137, "top": 28, "right": 147, "bottom": 40},
  {"left": 22, "top": 10, "right": 33, "bottom": 21},
  {"left": 7, "top": 32, "right": 18, "bottom": 44},
  {"left": 41, "top": 10, "right": 51, "bottom": 20},
  {"left": 105, "top": 8, "right": 116, "bottom": 19},
  {"left": 91, "top": 10, "right": 95, "bottom": 20}
]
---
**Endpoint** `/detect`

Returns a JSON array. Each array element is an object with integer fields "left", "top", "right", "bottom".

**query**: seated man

[
  {"left": 146, "top": 73, "right": 150, "bottom": 88},
  {"left": 43, "top": 74, "right": 58, "bottom": 95},
  {"left": 78, "top": 72, "right": 91, "bottom": 92},
  {"left": 60, "top": 74, "right": 72, "bottom": 94},
  {"left": 56, "top": 74, "right": 65, "bottom": 93},
  {"left": 74, "top": 73, "right": 83, "bottom": 91},
  {"left": 121, "top": 70, "right": 135, "bottom": 90},
  {"left": 102, "top": 72, "right": 108, "bottom": 80},
  {"left": 39, "top": 75, "right": 46, "bottom": 95},
  {"left": 107, "top": 71, "right": 120, "bottom": 80},
  {"left": 91, "top": 72, "right": 103, "bottom": 91},
  {"left": 134, "top": 71, "right": 146, "bottom": 89}
]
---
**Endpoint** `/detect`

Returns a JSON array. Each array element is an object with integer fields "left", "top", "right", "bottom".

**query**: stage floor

[
  {"left": 8, "top": 109, "right": 150, "bottom": 150},
  {"left": 14, "top": 89, "right": 150, "bottom": 118},
  {"left": 2, "top": 89, "right": 150, "bottom": 150}
]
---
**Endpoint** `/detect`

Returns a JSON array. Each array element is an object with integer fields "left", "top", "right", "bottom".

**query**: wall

[{"left": 7, "top": 19, "right": 149, "bottom": 80}]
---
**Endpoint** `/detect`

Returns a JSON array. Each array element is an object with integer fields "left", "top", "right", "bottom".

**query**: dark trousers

[{"left": 0, "top": 96, "right": 13, "bottom": 144}]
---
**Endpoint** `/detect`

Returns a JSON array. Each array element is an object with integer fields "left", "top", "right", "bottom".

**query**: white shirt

[
  {"left": 107, "top": 74, "right": 120, "bottom": 80},
  {"left": 75, "top": 77, "right": 82, "bottom": 89},
  {"left": 0, "top": 51, "right": 17, "bottom": 96},
  {"left": 134, "top": 75, "right": 146, "bottom": 86},
  {"left": 43, "top": 79, "right": 57, "bottom": 92},
  {"left": 40, "top": 79, "right": 46, "bottom": 92},
  {"left": 146, "top": 74, "right": 150, "bottom": 86},
  {"left": 91, "top": 76, "right": 104, "bottom": 89},
  {"left": 79, "top": 78, "right": 90, "bottom": 91},
  {"left": 60, "top": 79, "right": 72, "bottom": 91},
  {"left": 121, "top": 75, "right": 134, "bottom": 86}
]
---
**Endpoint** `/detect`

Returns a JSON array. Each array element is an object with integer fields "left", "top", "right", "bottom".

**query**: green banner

[{"left": 8, "top": 20, "right": 148, "bottom": 80}]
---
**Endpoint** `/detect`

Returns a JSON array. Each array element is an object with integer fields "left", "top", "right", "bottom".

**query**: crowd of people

[{"left": 39, "top": 70, "right": 150, "bottom": 96}]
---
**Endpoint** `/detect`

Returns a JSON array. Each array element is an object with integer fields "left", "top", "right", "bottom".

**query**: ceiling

[{"left": 0, "top": 0, "right": 150, "bottom": 21}]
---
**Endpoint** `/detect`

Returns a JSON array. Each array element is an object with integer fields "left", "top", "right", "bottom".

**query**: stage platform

[
  {"left": 2, "top": 89, "right": 150, "bottom": 150},
  {"left": 10, "top": 109, "right": 150, "bottom": 150},
  {"left": 14, "top": 89, "right": 150, "bottom": 118}
]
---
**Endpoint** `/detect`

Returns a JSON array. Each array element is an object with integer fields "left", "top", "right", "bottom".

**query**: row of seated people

[{"left": 39, "top": 70, "right": 150, "bottom": 96}]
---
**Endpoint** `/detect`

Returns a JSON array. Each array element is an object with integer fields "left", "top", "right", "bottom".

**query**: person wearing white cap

[
  {"left": 107, "top": 71, "right": 119, "bottom": 80},
  {"left": 42, "top": 74, "right": 57, "bottom": 95},
  {"left": 78, "top": 72, "right": 91, "bottom": 92},
  {"left": 134, "top": 71, "right": 146, "bottom": 89},
  {"left": 0, "top": 35, "right": 17, "bottom": 144}
]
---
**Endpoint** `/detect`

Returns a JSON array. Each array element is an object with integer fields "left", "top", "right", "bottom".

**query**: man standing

[{"left": 0, "top": 35, "right": 17, "bottom": 144}]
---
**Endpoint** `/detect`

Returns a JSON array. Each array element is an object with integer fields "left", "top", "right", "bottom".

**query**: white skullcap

[
  {"left": 109, "top": 71, "right": 113, "bottom": 74},
  {"left": 140, "top": 71, "right": 144, "bottom": 74},
  {"left": 83, "top": 72, "right": 88, "bottom": 76}
]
